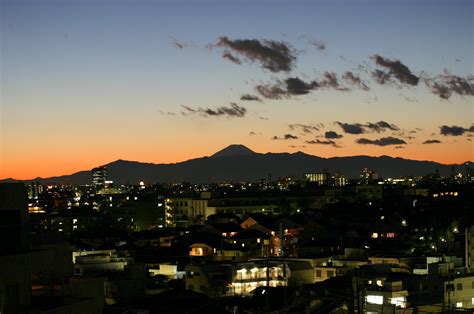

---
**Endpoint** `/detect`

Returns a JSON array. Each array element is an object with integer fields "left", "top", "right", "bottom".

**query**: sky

[{"left": 1, "top": 0, "right": 473, "bottom": 179}]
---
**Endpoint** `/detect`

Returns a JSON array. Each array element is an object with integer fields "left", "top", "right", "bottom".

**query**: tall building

[
  {"left": 466, "top": 226, "right": 474, "bottom": 272},
  {"left": 92, "top": 166, "right": 107, "bottom": 189},
  {"left": 305, "top": 172, "right": 329, "bottom": 186},
  {"left": 360, "top": 168, "right": 378, "bottom": 185},
  {"left": 0, "top": 183, "right": 30, "bottom": 253},
  {"left": 332, "top": 173, "right": 348, "bottom": 186}
]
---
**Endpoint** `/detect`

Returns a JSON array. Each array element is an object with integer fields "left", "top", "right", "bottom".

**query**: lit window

[
  {"left": 366, "top": 295, "right": 383, "bottom": 305},
  {"left": 456, "top": 302, "right": 462, "bottom": 308}
]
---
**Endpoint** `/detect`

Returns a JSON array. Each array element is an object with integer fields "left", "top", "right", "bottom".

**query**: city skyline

[{"left": 2, "top": 0, "right": 473, "bottom": 180}]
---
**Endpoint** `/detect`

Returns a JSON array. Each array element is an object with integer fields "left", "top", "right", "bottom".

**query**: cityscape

[{"left": 1, "top": 0, "right": 473, "bottom": 313}]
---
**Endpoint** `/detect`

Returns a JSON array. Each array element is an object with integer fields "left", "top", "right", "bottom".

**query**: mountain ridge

[{"left": 1, "top": 144, "right": 470, "bottom": 184}]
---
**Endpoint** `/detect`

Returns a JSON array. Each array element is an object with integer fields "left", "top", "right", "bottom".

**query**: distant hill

[{"left": 1, "top": 144, "right": 470, "bottom": 185}]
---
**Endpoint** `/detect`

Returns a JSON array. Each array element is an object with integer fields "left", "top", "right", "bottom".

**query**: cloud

[
  {"left": 364, "top": 121, "right": 400, "bottom": 133},
  {"left": 311, "top": 41, "right": 326, "bottom": 51},
  {"left": 158, "top": 110, "right": 177, "bottom": 116},
  {"left": 355, "top": 136, "right": 407, "bottom": 146},
  {"left": 170, "top": 37, "right": 188, "bottom": 49},
  {"left": 439, "top": 125, "right": 473, "bottom": 136},
  {"left": 272, "top": 133, "right": 299, "bottom": 140},
  {"left": 249, "top": 131, "right": 256, "bottom": 136},
  {"left": 325, "top": 131, "right": 343, "bottom": 139},
  {"left": 285, "top": 77, "right": 318, "bottom": 95},
  {"left": 240, "top": 94, "right": 262, "bottom": 102},
  {"left": 371, "top": 54, "right": 419, "bottom": 86},
  {"left": 289, "top": 123, "right": 320, "bottom": 134},
  {"left": 255, "top": 83, "right": 289, "bottom": 99},
  {"left": 342, "top": 71, "right": 370, "bottom": 91},
  {"left": 306, "top": 139, "right": 340, "bottom": 147},
  {"left": 336, "top": 121, "right": 400, "bottom": 134},
  {"left": 181, "top": 103, "right": 247, "bottom": 118},
  {"left": 222, "top": 51, "right": 241, "bottom": 64},
  {"left": 336, "top": 122, "right": 365, "bottom": 134},
  {"left": 423, "top": 73, "right": 474, "bottom": 100},
  {"left": 216, "top": 36, "right": 296, "bottom": 72},
  {"left": 371, "top": 69, "right": 394, "bottom": 85},
  {"left": 255, "top": 77, "right": 318, "bottom": 99},
  {"left": 319, "top": 72, "right": 349, "bottom": 91},
  {"left": 423, "top": 139, "right": 442, "bottom": 144}
]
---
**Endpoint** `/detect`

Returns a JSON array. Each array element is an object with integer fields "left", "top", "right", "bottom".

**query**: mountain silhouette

[{"left": 1, "top": 145, "right": 469, "bottom": 185}]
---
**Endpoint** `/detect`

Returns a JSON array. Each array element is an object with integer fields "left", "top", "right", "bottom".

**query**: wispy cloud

[
  {"left": 371, "top": 54, "right": 419, "bottom": 86},
  {"left": 342, "top": 71, "right": 370, "bottom": 91},
  {"left": 222, "top": 51, "right": 241, "bottom": 64},
  {"left": 355, "top": 136, "right": 407, "bottom": 146},
  {"left": 423, "top": 73, "right": 474, "bottom": 100},
  {"left": 272, "top": 134, "right": 299, "bottom": 140},
  {"left": 240, "top": 94, "right": 262, "bottom": 102},
  {"left": 181, "top": 103, "right": 247, "bottom": 118},
  {"left": 306, "top": 139, "right": 341, "bottom": 147},
  {"left": 336, "top": 121, "right": 400, "bottom": 134},
  {"left": 215, "top": 36, "right": 296, "bottom": 72},
  {"left": 289, "top": 123, "right": 321, "bottom": 134}
]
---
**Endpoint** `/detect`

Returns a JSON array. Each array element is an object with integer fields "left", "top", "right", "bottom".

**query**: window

[
  {"left": 457, "top": 283, "right": 463, "bottom": 291},
  {"left": 316, "top": 270, "right": 322, "bottom": 277},
  {"left": 327, "top": 270, "right": 334, "bottom": 278}
]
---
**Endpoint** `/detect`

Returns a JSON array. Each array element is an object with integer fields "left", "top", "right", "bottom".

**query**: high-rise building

[
  {"left": 0, "top": 183, "right": 30, "bottom": 253},
  {"left": 332, "top": 173, "right": 348, "bottom": 186},
  {"left": 305, "top": 172, "right": 329, "bottom": 186},
  {"left": 465, "top": 226, "right": 474, "bottom": 272},
  {"left": 360, "top": 168, "right": 378, "bottom": 184},
  {"left": 92, "top": 166, "right": 107, "bottom": 189}
]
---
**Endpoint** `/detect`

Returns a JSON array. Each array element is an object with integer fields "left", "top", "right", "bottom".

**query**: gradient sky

[{"left": 1, "top": 0, "right": 473, "bottom": 179}]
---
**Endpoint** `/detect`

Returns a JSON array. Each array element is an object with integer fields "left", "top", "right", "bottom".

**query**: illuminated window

[
  {"left": 366, "top": 295, "right": 383, "bottom": 305},
  {"left": 390, "top": 297, "right": 406, "bottom": 308},
  {"left": 456, "top": 302, "right": 462, "bottom": 308},
  {"left": 371, "top": 232, "right": 378, "bottom": 239}
]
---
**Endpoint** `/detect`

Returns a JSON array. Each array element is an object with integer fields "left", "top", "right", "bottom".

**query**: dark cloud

[
  {"left": 371, "top": 54, "right": 419, "bottom": 86},
  {"left": 255, "top": 77, "right": 317, "bottom": 99},
  {"left": 336, "top": 122, "right": 365, "bottom": 134},
  {"left": 216, "top": 36, "right": 296, "bottom": 72},
  {"left": 355, "top": 136, "right": 407, "bottom": 146},
  {"left": 423, "top": 73, "right": 474, "bottom": 100},
  {"left": 336, "top": 121, "right": 399, "bottom": 134},
  {"left": 170, "top": 38, "right": 187, "bottom": 49},
  {"left": 289, "top": 123, "right": 320, "bottom": 134},
  {"left": 311, "top": 41, "right": 326, "bottom": 51},
  {"left": 222, "top": 51, "right": 241, "bottom": 64},
  {"left": 255, "top": 83, "right": 289, "bottom": 99},
  {"left": 285, "top": 77, "right": 318, "bottom": 95},
  {"left": 319, "top": 72, "right": 349, "bottom": 91},
  {"left": 364, "top": 121, "right": 400, "bottom": 133},
  {"left": 423, "top": 139, "right": 442, "bottom": 144},
  {"left": 249, "top": 131, "right": 256, "bottom": 136},
  {"left": 240, "top": 94, "right": 262, "bottom": 102},
  {"left": 289, "top": 145, "right": 306, "bottom": 148},
  {"left": 371, "top": 69, "right": 394, "bottom": 85},
  {"left": 306, "top": 139, "right": 340, "bottom": 147},
  {"left": 181, "top": 103, "right": 247, "bottom": 118},
  {"left": 158, "top": 110, "right": 177, "bottom": 116},
  {"left": 342, "top": 71, "right": 370, "bottom": 91},
  {"left": 440, "top": 125, "right": 470, "bottom": 136},
  {"left": 272, "top": 134, "right": 299, "bottom": 140},
  {"left": 325, "top": 131, "right": 343, "bottom": 139}
]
